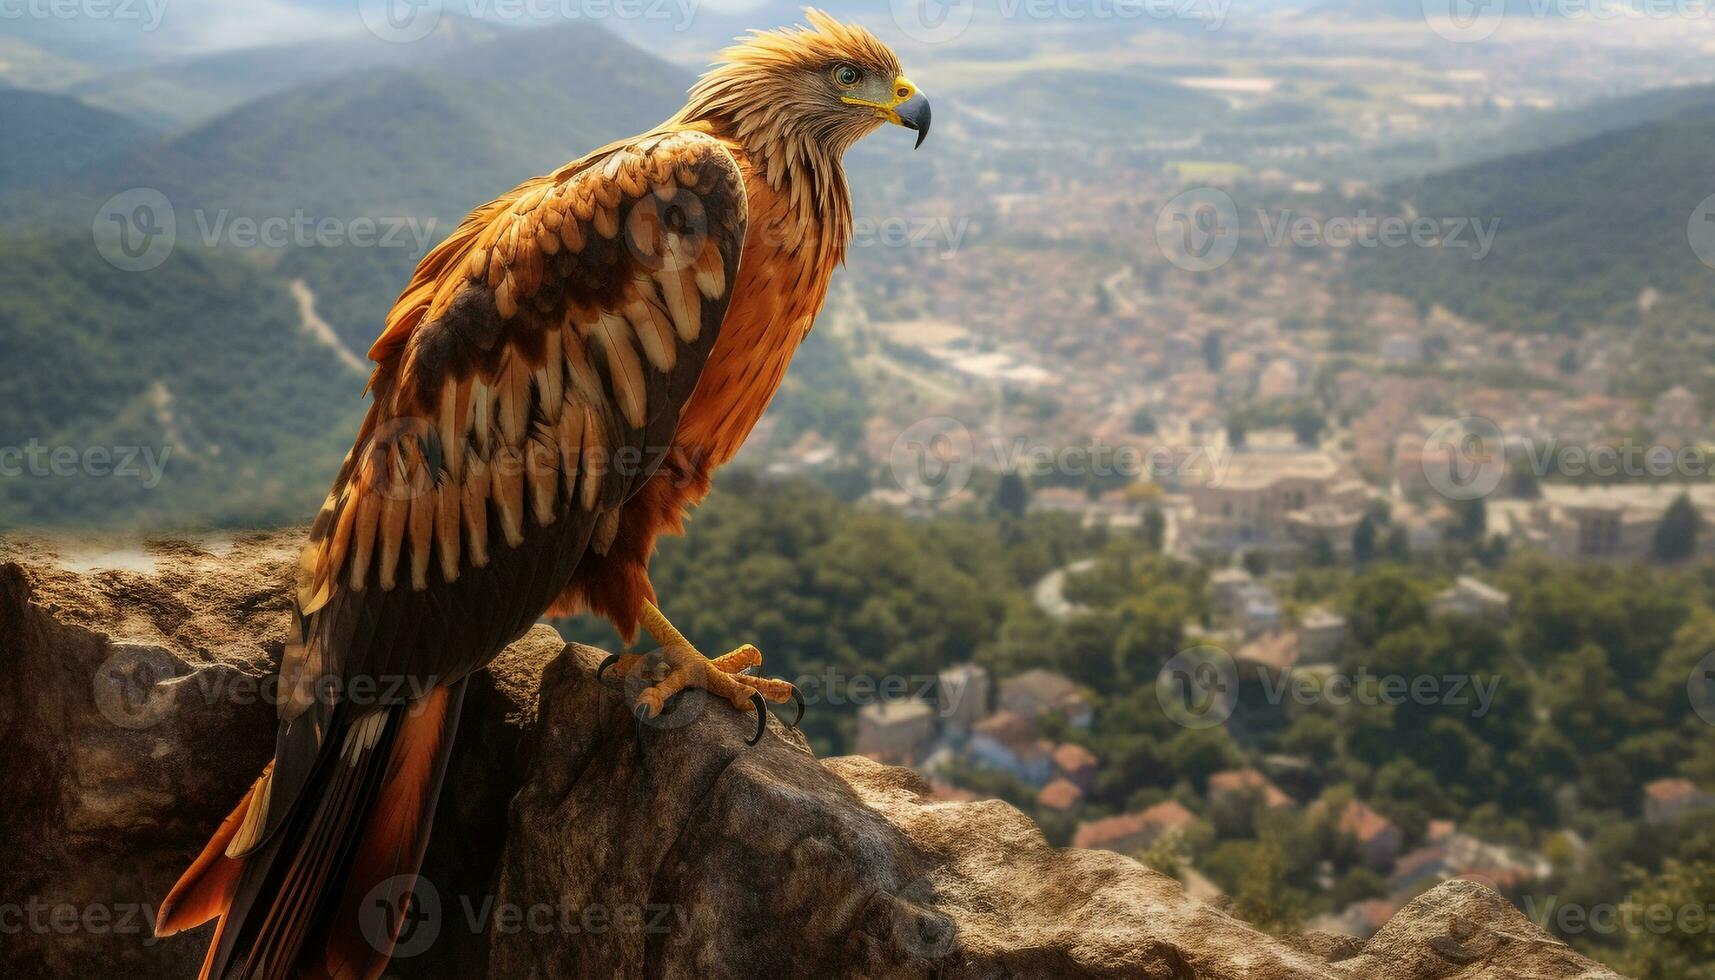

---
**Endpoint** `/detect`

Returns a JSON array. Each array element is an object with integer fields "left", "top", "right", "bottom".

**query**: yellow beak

[{"left": 842, "top": 76, "right": 933, "bottom": 148}]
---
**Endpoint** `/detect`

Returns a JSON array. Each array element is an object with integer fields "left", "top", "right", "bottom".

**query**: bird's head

[{"left": 679, "top": 9, "right": 931, "bottom": 157}]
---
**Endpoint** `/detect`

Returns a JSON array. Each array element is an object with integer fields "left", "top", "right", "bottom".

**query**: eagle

[{"left": 154, "top": 12, "right": 929, "bottom": 978}]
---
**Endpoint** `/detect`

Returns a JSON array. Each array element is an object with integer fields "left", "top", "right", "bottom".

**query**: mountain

[
  {"left": 1345, "top": 90, "right": 1715, "bottom": 395},
  {"left": 50, "top": 21, "right": 688, "bottom": 225},
  {"left": 952, "top": 69, "right": 1231, "bottom": 139},
  {"left": 0, "top": 36, "right": 102, "bottom": 90},
  {"left": 2, "top": 21, "right": 694, "bottom": 353},
  {"left": 1477, "top": 83, "right": 1715, "bottom": 163},
  {"left": 62, "top": 17, "right": 510, "bottom": 129},
  {"left": 0, "top": 90, "right": 150, "bottom": 196},
  {"left": 0, "top": 236, "right": 365, "bottom": 528}
]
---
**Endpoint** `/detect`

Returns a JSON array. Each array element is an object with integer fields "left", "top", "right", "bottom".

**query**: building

[
  {"left": 1389, "top": 832, "right": 1550, "bottom": 895},
  {"left": 1649, "top": 385, "right": 1702, "bottom": 446},
  {"left": 1037, "top": 778, "right": 1085, "bottom": 814},
  {"left": 1514, "top": 484, "right": 1715, "bottom": 562},
  {"left": 998, "top": 669, "right": 1093, "bottom": 728},
  {"left": 1234, "top": 630, "right": 1299, "bottom": 674},
  {"left": 1052, "top": 743, "right": 1099, "bottom": 792},
  {"left": 1183, "top": 450, "right": 1367, "bottom": 557},
  {"left": 1381, "top": 332, "right": 1422, "bottom": 364},
  {"left": 1209, "top": 569, "right": 1283, "bottom": 637},
  {"left": 1208, "top": 769, "right": 1295, "bottom": 810},
  {"left": 968, "top": 711, "right": 1054, "bottom": 786},
  {"left": 1208, "top": 569, "right": 1258, "bottom": 621},
  {"left": 1299, "top": 609, "right": 1347, "bottom": 662},
  {"left": 1643, "top": 778, "right": 1715, "bottom": 826},
  {"left": 1072, "top": 800, "right": 1198, "bottom": 853},
  {"left": 1340, "top": 800, "right": 1404, "bottom": 871},
  {"left": 936, "top": 663, "right": 991, "bottom": 734},
  {"left": 1430, "top": 576, "right": 1510, "bottom": 620},
  {"left": 1284, "top": 502, "right": 1365, "bottom": 557},
  {"left": 856, "top": 699, "right": 936, "bottom": 765}
]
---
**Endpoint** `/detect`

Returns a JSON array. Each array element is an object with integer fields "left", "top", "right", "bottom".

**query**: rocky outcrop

[
  {"left": 0, "top": 534, "right": 1629, "bottom": 979},
  {"left": 0, "top": 533, "right": 558, "bottom": 979}
]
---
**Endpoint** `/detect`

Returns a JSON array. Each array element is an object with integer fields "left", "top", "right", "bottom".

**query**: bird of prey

[{"left": 154, "top": 12, "right": 929, "bottom": 978}]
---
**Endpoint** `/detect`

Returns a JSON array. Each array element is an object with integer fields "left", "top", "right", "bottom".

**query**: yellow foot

[{"left": 596, "top": 602, "right": 803, "bottom": 744}]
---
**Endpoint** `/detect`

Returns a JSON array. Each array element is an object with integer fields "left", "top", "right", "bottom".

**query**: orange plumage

[{"left": 161, "top": 11, "right": 929, "bottom": 980}]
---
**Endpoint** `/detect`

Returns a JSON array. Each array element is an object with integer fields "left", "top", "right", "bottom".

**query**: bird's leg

[{"left": 602, "top": 601, "right": 802, "bottom": 743}]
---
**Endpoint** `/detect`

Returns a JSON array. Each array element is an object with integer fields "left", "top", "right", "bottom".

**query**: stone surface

[
  {"left": 0, "top": 532, "right": 558, "bottom": 979},
  {"left": 1341, "top": 879, "right": 1626, "bottom": 980},
  {"left": 486, "top": 645, "right": 1629, "bottom": 980},
  {"left": 1, "top": 533, "right": 1630, "bottom": 979}
]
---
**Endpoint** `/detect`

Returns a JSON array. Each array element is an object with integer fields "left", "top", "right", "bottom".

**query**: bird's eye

[{"left": 833, "top": 65, "right": 861, "bottom": 88}]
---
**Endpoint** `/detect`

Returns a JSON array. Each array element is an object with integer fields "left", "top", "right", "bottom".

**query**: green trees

[
  {"left": 993, "top": 472, "right": 1030, "bottom": 519},
  {"left": 1652, "top": 493, "right": 1698, "bottom": 563}
]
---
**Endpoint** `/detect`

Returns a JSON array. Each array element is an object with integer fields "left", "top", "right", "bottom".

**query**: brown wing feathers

[{"left": 294, "top": 132, "right": 746, "bottom": 637}]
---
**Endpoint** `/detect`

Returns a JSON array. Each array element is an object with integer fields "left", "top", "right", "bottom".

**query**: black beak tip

[{"left": 898, "top": 94, "right": 931, "bottom": 149}]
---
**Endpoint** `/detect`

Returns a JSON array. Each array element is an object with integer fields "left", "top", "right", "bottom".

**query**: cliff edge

[{"left": 0, "top": 533, "right": 1626, "bottom": 979}]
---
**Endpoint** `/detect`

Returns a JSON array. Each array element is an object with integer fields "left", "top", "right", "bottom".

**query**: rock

[
  {"left": 1, "top": 534, "right": 1631, "bottom": 980},
  {"left": 477, "top": 644, "right": 1419, "bottom": 979},
  {"left": 1340, "top": 879, "right": 1627, "bottom": 979},
  {"left": 0, "top": 533, "right": 558, "bottom": 980}
]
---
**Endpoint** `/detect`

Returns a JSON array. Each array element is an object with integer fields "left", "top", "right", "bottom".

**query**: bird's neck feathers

[{"left": 670, "top": 74, "right": 861, "bottom": 269}]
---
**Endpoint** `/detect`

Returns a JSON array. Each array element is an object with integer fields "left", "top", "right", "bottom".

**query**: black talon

[
  {"left": 745, "top": 691, "right": 768, "bottom": 745},
  {"left": 786, "top": 686, "right": 805, "bottom": 730},
  {"left": 597, "top": 653, "right": 623, "bottom": 685}
]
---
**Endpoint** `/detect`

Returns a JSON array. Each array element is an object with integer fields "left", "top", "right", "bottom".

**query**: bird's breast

[{"left": 672, "top": 182, "right": 838, "bottom": 471}]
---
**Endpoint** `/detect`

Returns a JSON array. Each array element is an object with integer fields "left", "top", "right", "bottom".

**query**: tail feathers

[
  {"left": 321, "top": 684, "right": 463, "bottom": 980},
  {"left": 161, "top": 682, "right": 466, "bottom": 980},
  {"left": 158, "top": 762, "right": 277, "bottom": 937}
]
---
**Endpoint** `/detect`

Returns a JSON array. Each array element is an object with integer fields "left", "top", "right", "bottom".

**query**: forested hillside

[
  {"left": 1351, "top": 99, "right": 1715, "bottom": 328},
  {"left": 0, "top": 237, "right": 363, "bottom": 527}
]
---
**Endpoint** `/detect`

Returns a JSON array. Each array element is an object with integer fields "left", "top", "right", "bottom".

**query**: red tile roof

[
  {"left": 1340, "top": 800, "right": 1397, "bottom": 843},
  {"left": 1037, "top": 778, "right": 1085, "bottom": 812}
]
